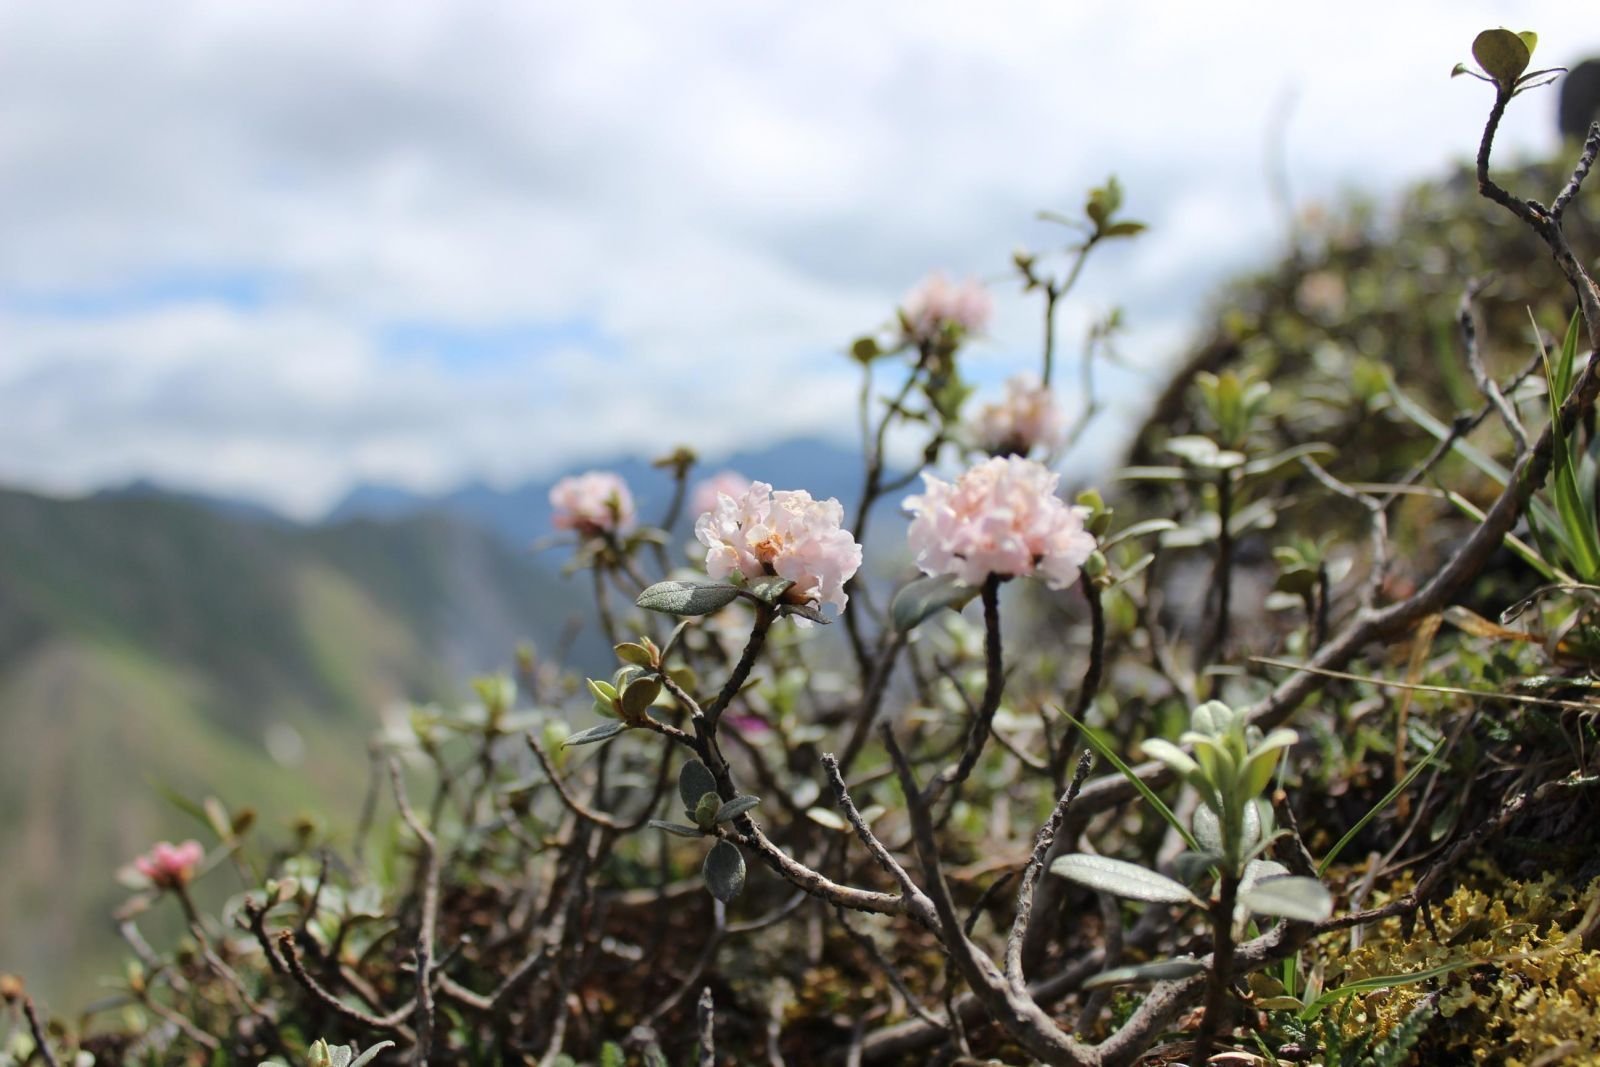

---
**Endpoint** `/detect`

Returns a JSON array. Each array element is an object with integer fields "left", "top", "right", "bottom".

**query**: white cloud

[{"left": 0, "top": 0, "right": 1592, "bottom": 516}]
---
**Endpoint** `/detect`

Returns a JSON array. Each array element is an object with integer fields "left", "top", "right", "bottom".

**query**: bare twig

[
  {"left": 1006, "top": 751, "right": 1094, "bottom": 991},
  {"left": 22, "top": 998, "right": 61, "bottom": 1067},
  {"left": 697, "top": 986, "right": 717, "bottom": 1067}
]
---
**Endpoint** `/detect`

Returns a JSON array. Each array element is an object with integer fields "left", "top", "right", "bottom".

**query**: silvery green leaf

[
  {"left": 779, "top": 601, "right": 831, "bottom": 624},
  {"left": 1166, "top": 435, "right": 1244, "bottom": 470},
  {"left": 648, "top": 820, "right": 703, "bottom": 838},
  {"left": 1190, "top": 700, "right": 1235, "bottom": 736},
  {"left": 1140, "top": 738, "right": 1200, "bottom": 779},
  {"left": 679, "top": 759, "right": 719, "bottom": 813},
  {"left": 1239, "top": 874, "right": 1333, "bottom": 922},
  {"left": 1193, "top": 803, "right": 1224, "bottom": 852},
  {"left": 715, "top": 795, "right": 761, "bottom": 823},
  {"left": 703, "top": 839, "right": 746, "bottom": 902},
  {"left": 348, "top": 1043, "right": 397, "bottom": 1067},
  {"left": 746, "top": 576, "right": 794, "bottom": 604},
  {"left": 1240, "top": 858, "right": 1290, "bottom": 894},
  {"left": 562, "top": 721, "right": 627, "bottom": 747},
  {"left": 1173, "top": 849, "right": 1224, "bottom": 883},
  {"left": 1049, "top": 855, "right": 1199, "bottom": 904},
  {"left": 890, "top": 574, "right": 980, "bottom": 632},
  {"left": 636, "top": 579, "right": 743, "bottom": 616},
  {"left": 1081, "top": 957, "right": 1206, "bottom": 990},
  {"left": 805, "top": 806, "right": 850, "bottom": 832}
]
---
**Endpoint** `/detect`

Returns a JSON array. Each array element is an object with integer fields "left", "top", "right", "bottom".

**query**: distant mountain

[
  {"left": 326, "top": 437, "right": 869, "bottom": 549},
  {"left": 92, "top": 477, "right": 297, "bottom": 527},
  {"left": 0, "top": 486, "right": 597, "bottom": 1004}
]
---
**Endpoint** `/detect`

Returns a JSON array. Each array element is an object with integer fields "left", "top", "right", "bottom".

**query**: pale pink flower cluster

[
  {"left": 134, "top": 839, "right": 204, "bottom": 889},
  {"left": 695, "top": 482, "right": 863, "bottom": 620},
  {"left": 550, "top": 471, "right": 636, "bottom": 536},
  {"left": 900, "top": 272, "right": 993, "bottom": 346},
  {"left": 690, "top": 469, "right": 752, "bottom": 521},
  {"left": 904, "top": 457, "right": 1096, "bottom": 589},
  {"left": 972, "top": 374, "right": 1067, "bottom": 457}
]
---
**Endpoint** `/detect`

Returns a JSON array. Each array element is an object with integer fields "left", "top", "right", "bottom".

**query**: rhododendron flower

[
  {"left": 550, "top": 471, "right": 636, "bottom": 537},
  {"left": 972, "top": 374, "right": 1066, "bottom": 457},
  {"left": 133, "top": 839, "right": 204, "bottom": 889},
  {"left": 695, "top": 482, "right": 862, "bottom": 621},
  {"left": 904, "top": 456, "right": 1095, "bottom": 589},
  {"left": 690, "top": 470, "right": 753, "bottom": 521},
  {"left": 900, "top": 273, "right": 993, "bottom": 346}
]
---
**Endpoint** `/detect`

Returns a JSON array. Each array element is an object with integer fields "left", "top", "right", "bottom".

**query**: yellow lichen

[{"left": 1316, "top": 864, "right": 1600, "bottom": 1065}]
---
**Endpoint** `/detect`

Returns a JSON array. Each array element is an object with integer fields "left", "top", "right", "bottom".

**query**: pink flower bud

[
  {"left": 971, "top": 374, "right": 1066, "bottom": 457},
  {"left": 694, "top": 482, "right": 863, "bottom": 624},
  {"left": 904, "top": 456, "right": 1095, "bottom": 590},
  {"left": 132, "top": 839, "right": 205, "bottom": 890},
  {"left": 900, "top": 272, "right": 993, "bottom": 346},
  {"left": 690, "top": 470, "right": 753, "bottom": 522},
  {"left": 550, "top": 471, "right": 636, "bottom": 537}
]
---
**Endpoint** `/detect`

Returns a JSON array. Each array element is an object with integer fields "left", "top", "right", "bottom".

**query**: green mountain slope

[{"left": 0, "top": 487, "right": 591, "bottom": 1004}]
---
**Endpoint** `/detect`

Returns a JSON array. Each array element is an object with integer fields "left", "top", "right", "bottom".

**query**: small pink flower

[
  {"left": 972, "top": 374, "right": 1066, "bottom": 457},
  {"left": 904, "top": 456, "right": 1095, "bottom": 589},
  {"left": 133, "top": 840, "right": 204, "bottom": 890},
  {"left": 900, "top": 273, "right": 993, "bottom": 346},
  {"left": 726, "top": 713, "right": 772, "bottom": 737},
  {"left": 694, "top": 482, "right": 863, "bottom": 623},
  {"left": 550, "top": 471, "right": 636, "bottom": 537},
  {"left": 690, "top": 470, "right": 753, "bottom": 521}
]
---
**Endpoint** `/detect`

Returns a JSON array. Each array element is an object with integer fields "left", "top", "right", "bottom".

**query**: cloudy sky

[{"left": 0, "top": 1, "right": 1593, "bottom": 518}]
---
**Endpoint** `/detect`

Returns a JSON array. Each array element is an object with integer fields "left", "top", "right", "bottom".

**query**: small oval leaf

[
  {"left": 1239, "top": 875, "right": 1333, "bottom": 922},
  {"left": 1082, "top": 957, "right": 1206, "bottom": 990},
  {"left": 890, "top": 574, "right": 980, "bottom": 632},
  {"left": 648, "top": 820, "right": 704, "bottom": 838},
  {"left": 1049, "top": 854, "right": 1198, "bottom": 904},
  {"left": 636, "top": 579, "right": 743, "bottom": 616},
  {"left": 715, "top": 794, "right": 761, "bottom": 823},
  {"left": 679, "top": 759, "right": 719, "bottom": 813},
  {"left": 563, "top": 720, "right": 628, "bottom": 747},
  {"left": 703, "top": 839, "right": 746, "bottom": 902},
  {"left": 1472, "top": 28, "right": 1531, "bottom": 88}
]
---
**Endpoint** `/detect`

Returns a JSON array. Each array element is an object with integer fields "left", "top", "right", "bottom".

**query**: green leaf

[
  {"left": 1062, "top": 709, "right": 1201, "bottom": 851},
  {"left": 1101, "top": 517, "right": 1178, "bottom": 550},
  {"left": 1239, "top": 875, "right": 1333, "bottom": 922},
  {"left": 1472, "top": 28, "right": 1532, "bottom": 88},
  {"left": 348, "top": 1043, "right": 397, "bottom": 1067},
  {"left": 679, "top": 759, "right": 719, "bottom": 812},
  {"left": 562, "top": 721, "right": 627, "bottom": 747},
  {"left": 851, "top": 336, "right": 883, "bottom": 363},
  {"left": 1300, "top": 959, "right": 1478, "bottom": 1020},
  {"left": 1049, "top": 854, "right": 1199, "bottom": 904},
  {"left": 620, "top": 677, "right": 662, "bottom": 720},
  {"left": 779, "top": 601, "right": 832, "bottom": 624},
  {"left": 615, "top": 641, "right": 654, "bottom": 667},
  {"left": 636, "top": 579, "right": 743, "bottom": 616},
  {"left": 1081, "top": 957, "right": 1206, "bottom": 990},
  {"left": 1166, "top": 435, "right": 1244, "bottom": 470},
  {"left": 746, "top": 576, "right": 795, "bottom": 604},
  {"left": 703, "top": 839, "right": 746, "bottom": 902},
  {"left": 694, "top": 792, "right": 722, "bottom": 830},
  {"left": 890, "top": 574, "right": 980, "bottom": 632},
  {"left": 648, "top": 820, "right": 703, "bottom": 838},
  {"left": 715, "top": 794, "right": 761, "bottom": 823},
  {"left": 1102, "top": 220, "right": 1147, "bottom": 238},
  {"left": 1542, "top": 333, "right": 1600, "bottom": 580},
  {"left": 1318, "top": 747, "right": 1436, "bottom": 876}
]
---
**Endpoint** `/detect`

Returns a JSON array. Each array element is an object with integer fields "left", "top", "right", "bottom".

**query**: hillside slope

[{"left": 0, "top": 488, "right": 591, "bottom": 1002}]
